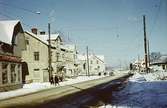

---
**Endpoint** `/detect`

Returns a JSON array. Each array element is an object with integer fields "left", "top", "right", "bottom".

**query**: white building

[
  {"left": 60, "top": 44, "right": 78, "bottom": 77},
  {"left": 77, "top": 54, "right": 105, "bottom": 76},
  {"left": 0, "top": 20, "right": 26, "bottom": 91}
]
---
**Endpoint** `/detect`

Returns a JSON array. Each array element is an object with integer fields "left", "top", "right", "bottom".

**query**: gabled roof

[
  {"left": 25, "top": 31, "right": 48, "bottom": 46},
  {"left": 37, "top": 33, "right": 62, "bottom": 44},
  {"left": 60, "top": 44, "right": 76, "bottom": 52},
  {"left": 0, "top": 20, "right": 22, "bottom": 45},
  {"left": 77, "top": 54, "right": 105, "bottom": 63},
  {"left": 151, "top": 55, "right": 167, "bottom": 65}
]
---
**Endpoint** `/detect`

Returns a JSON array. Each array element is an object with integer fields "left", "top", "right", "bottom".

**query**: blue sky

[{"left": 0, "top": 0, "right": 167, "bottom": 67}]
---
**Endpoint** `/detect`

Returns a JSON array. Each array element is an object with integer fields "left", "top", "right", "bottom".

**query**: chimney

[{"left": 31, "top": 28, "right": 38, "bottom": 35}]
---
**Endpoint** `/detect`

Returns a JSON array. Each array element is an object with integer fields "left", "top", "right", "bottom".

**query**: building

[
  {"left": 60, "top": 44, "right": 78, "bottom": 77},
  {"left": 22, "top": 31, "right": 49, "bottom": 83},
  {"left": 151, "top": 55, "right": 167, "bottom": 71},
  {"left": 37, "top": 31, "right": 65, "bottom": 78},
  {"left": 78, "top": 54, "right": 105, "bottom": 76},
  {"left": 0, "top": 20, "right": 26, "bottom": 91},
  {"left": 22, "top": 28, "right": 77, "bottom": 82}
]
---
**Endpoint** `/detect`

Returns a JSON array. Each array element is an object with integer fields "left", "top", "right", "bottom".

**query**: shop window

[
  {"left": 11, "top": 64, "right": 16, "bottom": 83},
  {"left": 2, "top": 63, "right": 8, "bottom": 84},
  {"left": 18, "top": 65, "right": 20, "bottom": 81}
]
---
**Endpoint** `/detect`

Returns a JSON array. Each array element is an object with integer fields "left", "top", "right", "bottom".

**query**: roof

[
  {"left": 77, "top": 54, "right": 87, "bottom": 61},
  {"left": 77, "top": 54, "right": 104, "bottom": 63},
  {"left": 37, "top": 33, "right": 61, "bottom": 44},
  {"left": 25, "top": 31, "right": 63, "bottom": 47},
  {"left": 25, "top": 31, "right": 48, "bottom": 46},
  {"left": 60, "top": 44, "right": 76, "bottom": 52},
  {"left": 0, "top": 20, "right": 21, "bottom": 44},
  {"left": 151, "top": 55, "right": 167, "bottom": 65},
  {"left": 158, "top": 56, "right": 167, "bottom": 63}
]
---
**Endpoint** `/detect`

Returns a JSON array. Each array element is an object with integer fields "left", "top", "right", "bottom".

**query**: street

[{"left": 0, "top": 73, "right": 131, "bottom": 108}]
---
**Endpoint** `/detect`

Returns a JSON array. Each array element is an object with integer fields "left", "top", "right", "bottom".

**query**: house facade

[
  {"left": 78, "top": 54, "right": 105, "bottom": 76},
  {"left": 60, "top": 44, "right": 78, "bottom": 77},
  {"left": 22, "top": 31, "right": 49, "bottom": 83},
  {"left": 22, "top": 28, "right": 78, "bottom": 83},
  {"left": 0, "top": 20, "right": 26, "bottom": 91}
]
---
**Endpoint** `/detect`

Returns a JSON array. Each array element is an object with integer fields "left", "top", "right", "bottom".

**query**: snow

[
  {"left": 0, "top": 75, "right": 106, "bottom": 100},
  {"left": 0, "top": 20, "right": 20, "bottom": 44},
  {"left": 99, "top": 70, "right": 167, "bottom": 108}
]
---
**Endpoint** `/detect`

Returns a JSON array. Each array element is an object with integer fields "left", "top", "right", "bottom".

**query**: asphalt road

[{"left": 0, "top": 73, "right": 131, "bottom": 108}]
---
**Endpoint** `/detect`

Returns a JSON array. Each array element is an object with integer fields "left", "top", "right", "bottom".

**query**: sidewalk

[
  {"left": 0, "top": 75, "right": 106, "bottom": 101},
  {"left": 0, "top": 73, "right": 130, "bottom": 108}
]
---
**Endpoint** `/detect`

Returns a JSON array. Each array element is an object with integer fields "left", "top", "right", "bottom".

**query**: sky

[{"left": 0, "top": 0, "right": 167, "bottom": 67}]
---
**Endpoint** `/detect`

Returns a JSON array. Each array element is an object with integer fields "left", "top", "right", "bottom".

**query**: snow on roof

[
  {"left": 25, "top": 31, "right": 48, "bottom": 45},
  {"left": 37, "top": 33, "right": 60, "bottom": 44},
  {"left": 0, "top": 20, "right": 20, "bottom": 44},
  {"left": 96, "top": 55, "right": 104, "bottom": 61},
  {"left": 25, "top": 31, "right": 61, "bottom": 45},
  {"left": 61, "top": 44, "right": 76, "bottom": 51},
  {"left": 77, "top": 54, "right": 87, "bottom": 60},
  {"left": 77, "top": 54, "right": 104, "bottom": 62},
  {"left": 159, "top": 56, "right": 167, "bottom": 63}
]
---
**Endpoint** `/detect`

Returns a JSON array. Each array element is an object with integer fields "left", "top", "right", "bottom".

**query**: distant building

[
  {"left": 0, "top": 20, "right": 26, "bottom": 91},
  {"left": 151, "top": 55, "right": 167, "bottom": 71},
  {"left": 78, "top": 54, "right": 105, "bottom": 75},
  {"left": 60, "top": 44, "right": 78, "bottom": 77}
]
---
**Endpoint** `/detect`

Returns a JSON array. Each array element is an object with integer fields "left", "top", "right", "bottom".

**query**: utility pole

[
  {"left": 147, "top": 39, "right": 150, "bottom": 67},
  {"left": 86, "top": 46, "right": 90, "bottom": 76},
  {"left": 48, "top": 23, "right": 52, "bottom": 82},
  {"left": 143, "top": 15, "right": 148, "bottom": 73}
]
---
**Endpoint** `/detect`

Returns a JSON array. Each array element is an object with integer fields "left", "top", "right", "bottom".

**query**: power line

[
  {"left": 0, "top": 11, "right": 32, "bottom": 28},
  {"left": 0, "top": 1, "right": 39, "bottom": 14}
]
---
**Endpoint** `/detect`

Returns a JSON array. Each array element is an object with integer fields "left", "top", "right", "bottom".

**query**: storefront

[{"left": 0, "top": 55, "right": 22, "bottom": 92}]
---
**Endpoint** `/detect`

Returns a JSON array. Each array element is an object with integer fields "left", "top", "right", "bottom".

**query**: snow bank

[
  {"left": 99, "top": 71, "right": 167, "bottom": 108},
  {"left": 143, "top": 71, "right": 167, "bottom": 81}
]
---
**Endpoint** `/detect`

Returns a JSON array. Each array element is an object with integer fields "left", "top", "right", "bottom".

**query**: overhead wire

[{"left": 0, "top": 1, "right": 39, "bottom": 14}]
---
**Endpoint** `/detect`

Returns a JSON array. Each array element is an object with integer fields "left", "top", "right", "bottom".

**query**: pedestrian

[
  {"left": 50, "top": 75, "right": 54, "bottom": 85},
  {"left": 54, "top": 75, "right": 59, "bottom": 86}
]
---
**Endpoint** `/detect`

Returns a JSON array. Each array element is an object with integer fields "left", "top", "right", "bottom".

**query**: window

[
  {"left": 34, "top": 68, "right": 39, "bottom": 71},
  {"left": 34, "top": 52, "right": 39, "bottom": 61},
  {"left": 97, "top": 60, "right": 99, "bottom": 64},
  {"left": 97, "top": 66, "right": 100, "bottom": 69},
  {"left": 11, "top": 64, "right": 16, "bottom": 83},
  {"left": 56, "top": 53, "right": 60, "bottom": 62},
  {"left": 2, "top": 63, "right": 8, "bottom": 84},
  {"left": 18, "top": 65, "right": 20, "bottom": 81},
  {"left": 26, "top": 39, "right": 29, "bottom": 45},
  {"left": 90, "top": 60, "right": 93, "bottom": 64},
  {"left": 83, "top": 63, "right": 86, "bottom": 70}
]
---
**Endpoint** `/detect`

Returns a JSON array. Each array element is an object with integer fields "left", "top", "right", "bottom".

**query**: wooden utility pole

[
  {"left": 143, "top": 15, "right": 148, "bottom": 73},
  {"left": 147, "top": 39, "right": 150, "bottom": 67},
  {"left": 48, "top": 23, "right": 52, "bottom": 81},
  {"left": 86, "top": 46, "right": 90, "bottom": 76}
]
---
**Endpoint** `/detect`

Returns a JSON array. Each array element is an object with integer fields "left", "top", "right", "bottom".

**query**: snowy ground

[
  {"left": 99, "top": 71, "right": 167, "bottom": 108},
  {"left": 0, "top": 75, "right": 106, "bottom": 101}
]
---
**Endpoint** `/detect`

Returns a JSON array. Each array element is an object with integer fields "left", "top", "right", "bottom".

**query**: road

[{"left": 0, "top": 73, "right": 132, "bottom": 108}]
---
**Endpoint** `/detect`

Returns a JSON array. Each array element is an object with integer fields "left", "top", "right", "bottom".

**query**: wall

[{"left": 22, "top": 32, "right": 49, "bottom": 82}]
